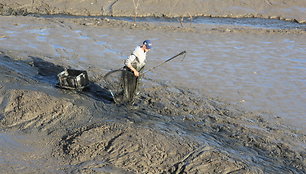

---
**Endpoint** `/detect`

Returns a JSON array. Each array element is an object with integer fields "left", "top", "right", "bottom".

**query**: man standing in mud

[{"left": 122, "top": 40, "right": 152, "bottom": 102}]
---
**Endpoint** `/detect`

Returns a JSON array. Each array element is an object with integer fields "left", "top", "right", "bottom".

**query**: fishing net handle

[{"left": 143, "top": 51, "right": 186, "bottom": 75}]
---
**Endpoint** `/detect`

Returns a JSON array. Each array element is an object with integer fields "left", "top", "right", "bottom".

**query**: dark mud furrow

[
  {"left": 104, "top": 132, "right": 124, "bottom": 152},
  {"left": 169, "top": 146, "right": 213, "bottom": 174}
]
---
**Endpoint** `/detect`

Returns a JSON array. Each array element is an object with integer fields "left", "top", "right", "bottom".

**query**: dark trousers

[{"left": 122, "top": 67, "right": 140, "bottom": 103}]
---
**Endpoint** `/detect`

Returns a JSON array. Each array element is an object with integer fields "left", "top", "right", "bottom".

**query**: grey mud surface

[
  {"left": 0, "top": 1, "right": 306, "bottom": 173},
  {"left": 0, "top": 49, "right": 305, "bottom": 174}
]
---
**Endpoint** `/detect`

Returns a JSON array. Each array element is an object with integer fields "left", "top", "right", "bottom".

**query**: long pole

[{"left": 142, "top": 51, "right": 186, "bottom": 75}]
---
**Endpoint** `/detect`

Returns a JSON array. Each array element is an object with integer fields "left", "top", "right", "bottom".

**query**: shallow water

[{"left": 0, "top": 16, "right": 305, "bottom": 130}]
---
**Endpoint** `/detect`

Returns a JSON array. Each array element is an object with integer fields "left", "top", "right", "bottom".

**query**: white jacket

[{"left": 124, "top": 46, "right": 146, "bottom": 71}]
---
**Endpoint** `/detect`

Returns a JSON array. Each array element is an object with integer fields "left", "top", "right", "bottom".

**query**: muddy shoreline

[
  {"left": 1, "top": 45, "right": 305, "bottom": 173},
  {"left": 1, "top": 0, "right": 306, "bottom": 24},
  {"left": 37, "top": 15, "right": 306, "bottom": 34},
  {"left": 1, "top": 3, "right": 306, "bottom": 172}
]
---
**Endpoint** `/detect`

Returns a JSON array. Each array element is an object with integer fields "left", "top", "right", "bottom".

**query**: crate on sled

[{"left": 57, "top": 69, "right": 89, "bottom": 90}]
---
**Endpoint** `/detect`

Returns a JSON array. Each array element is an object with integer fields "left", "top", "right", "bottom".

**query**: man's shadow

[{"left": 29, "top": 56, "right": 113, "bottom": 103}]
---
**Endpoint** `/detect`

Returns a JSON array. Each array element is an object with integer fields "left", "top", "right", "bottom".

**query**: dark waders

[{"left": 122, "top": 66, "right": 143, "bottom": 103}]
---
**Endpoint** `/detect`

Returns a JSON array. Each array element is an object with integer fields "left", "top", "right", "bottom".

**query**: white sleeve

[{"left": 124, "top": 54, "right": 136, "bottom": 67}]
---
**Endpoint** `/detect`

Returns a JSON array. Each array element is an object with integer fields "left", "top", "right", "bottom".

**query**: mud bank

[
  {"left": 37, "top": 15, "right": 306, "bottom": 35},
  {"left": 1, "top": 0, "right": 306, "bottom": 23},
  {"left": 1, "top": 48, "right": 305, "bottom": 173}
]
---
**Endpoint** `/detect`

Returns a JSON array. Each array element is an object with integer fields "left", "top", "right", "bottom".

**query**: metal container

[{"left": 57, "top": 69, "right": 89, "bottom": 90}]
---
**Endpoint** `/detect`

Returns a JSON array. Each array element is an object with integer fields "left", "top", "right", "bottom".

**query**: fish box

[{"left": 57, "top": 69, "right": 89, "bottom": 90}]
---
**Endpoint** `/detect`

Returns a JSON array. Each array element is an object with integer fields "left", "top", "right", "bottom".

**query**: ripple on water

[
  {"left": 26, "top": 28, "right": 49, "bottom": 36},
  {"left": 289, "top": 58, "right": 306, "bottom": 64},
  {"left": 27, "top": 44, "right": 38, "bottom": 49},
  {"left": 96, "top": 41, "right": 106, "bottom": 46},
  {"left": 4, "top": 30, "right": 17, "bottom": 37},
  {"left": 79, "top": 57, "right": 88, "bottom": 62},
  {"left": 5, "top": 30, "right": 16, "bottom": 34},
  {"left": 79, "top": 35, "right": 90, "bottom": 40},
  {"left": 97, "top": 34, "right": 108, "bottom": 37},
  {"left": 36, "top": 36, "right": 47, "bottom": 42},
  {"left": 52, "top": 44, "right": 66, "bottom": 50}
]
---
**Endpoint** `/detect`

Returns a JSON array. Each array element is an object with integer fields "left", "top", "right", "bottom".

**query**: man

[
  {"left": 124, "top": 40, "right": 152, "bottom": 76},
  {"left": 122, "top": 40, "right": 152, "bottom": 102}
]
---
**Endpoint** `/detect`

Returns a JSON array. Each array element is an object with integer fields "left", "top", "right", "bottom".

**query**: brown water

[{"left": 1, "top": 16, "right": 305, "bottom": 130}]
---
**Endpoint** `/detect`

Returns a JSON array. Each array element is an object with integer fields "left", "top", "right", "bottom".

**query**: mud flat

[
  {"left": 0, "top": 3, "right": 306, "bottom": 173},
  {"left": 1, "top": 0, "right": 306, "bottom": 23},
  {"left": 0, "top": 40, "right": 306, "bottom": 173}
]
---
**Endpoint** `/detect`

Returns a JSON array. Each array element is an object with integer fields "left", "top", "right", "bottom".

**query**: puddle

[
  {"left": 97, "top": 34, "right": 108, "bottom": 37},
  {"left": 5, "top": 30, "right": 17, "bottom": 34},
  {"left": 79, "top": 35, "right": 90, "bottom": 40},
  {"left": 27, "top": 43, "right": 38, "bottom": 49},
  {"left": 63, "top": 34, "right": 71, "bottom": 37},
  {"left": 96, "top": 41, "right": 106, "bottom": 45},
  {"left": 26, "top": 28, "right": 49, "bottom": 36},
  {"left": 74, "top": 30, "right": 82, "bottom": 33},
  {"left": 52, "top": 44, "right": 66, "bottom": 50},
  {"left": 79, "top": 57, "right": 87, "bottom": 62},
  {"left": 36, "top": 35, "right": 47, "bottom": 42}
]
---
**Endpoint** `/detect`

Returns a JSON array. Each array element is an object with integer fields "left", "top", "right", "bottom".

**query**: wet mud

[
  {"left": 1, "top": 0, "right": 306, "bottom": 23},
  {"left": 0, "top": 49, "right": 305, "bottom": 173},
  {"left": 1, "top": 2, "right": 306, "bottom": 172}
]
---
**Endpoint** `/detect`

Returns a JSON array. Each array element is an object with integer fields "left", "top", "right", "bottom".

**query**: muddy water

[
  {"left": 0, "top": 16, "right": 305, "bottom": 131},
  {"left": 158, "top": 32, "right": 306, "bottom": 129}
]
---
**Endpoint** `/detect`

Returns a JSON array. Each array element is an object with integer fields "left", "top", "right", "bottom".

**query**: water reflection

[
  {"left": 36, "top": 35, "right": 47, "bottom": 42},
  {"left": 26, "top": 28, "right": 49, "bottom": 35}
]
